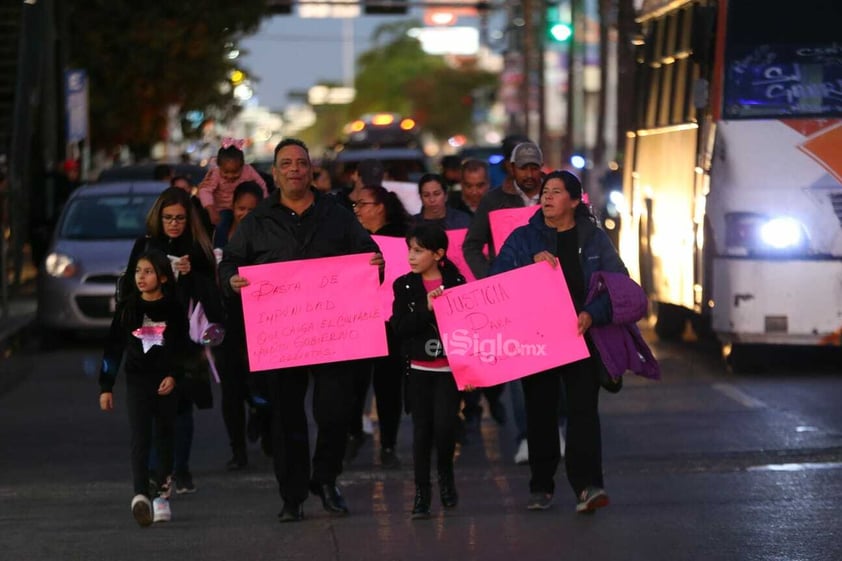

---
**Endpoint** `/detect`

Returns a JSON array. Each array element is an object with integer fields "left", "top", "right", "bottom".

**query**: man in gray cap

[
  {"left": 462, "top": 140, "right": 543, "bottom": 278},
  {"left": 458, "top": 140, "right": 544, "bottom": 443}
]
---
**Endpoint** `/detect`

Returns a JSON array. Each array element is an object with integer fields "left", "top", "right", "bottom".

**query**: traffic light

[
  {"left": 364, "top": 0, "right": 408, "bottom": 15},
  {"left": 546, "top": 3, "right": 573, "bottom": 44},
  {"left": 266, "top": 0, "right": 292, "bottom": 15}
]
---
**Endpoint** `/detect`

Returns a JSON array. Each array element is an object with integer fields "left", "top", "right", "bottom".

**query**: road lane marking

[{"left": 712, "top": 383, "right": 766, "bottom": 408}]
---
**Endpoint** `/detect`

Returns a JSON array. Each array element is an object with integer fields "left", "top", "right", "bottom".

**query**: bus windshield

[{"left": 722, "top": 0, "right": 842, "bottom": 119}]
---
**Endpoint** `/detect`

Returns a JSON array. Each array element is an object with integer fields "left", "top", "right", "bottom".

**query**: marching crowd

[{"left": 98, "top": 133, "right": 631, "bottom": 527}]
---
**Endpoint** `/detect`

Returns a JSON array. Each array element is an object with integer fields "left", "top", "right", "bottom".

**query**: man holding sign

[{"left": 219, "top": 138, "right": 384, "bottom": 523}]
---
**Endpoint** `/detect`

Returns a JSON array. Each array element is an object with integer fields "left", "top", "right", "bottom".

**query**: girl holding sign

[
  {"left": 390, "top": 224, "right": 466, "bottom": 520},
  {"left": 490, "top": 170, "right": 628, "bottom": 515}
]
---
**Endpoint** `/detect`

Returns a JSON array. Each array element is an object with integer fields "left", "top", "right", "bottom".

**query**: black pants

[
  {"left": 266, "top": 364, "right": 354, "bottom": 505},
  {"left": 217, "top": 334, "right": 250, "bottom": 457},
  {"left": 521, "top": 356, "right": 602, "bottom": 497},
  {"left": 126, "top": 379, "right": 178, "bottom": 497},
  {"left": 408, "top": 368, "right": 460, "bottom": 487}
]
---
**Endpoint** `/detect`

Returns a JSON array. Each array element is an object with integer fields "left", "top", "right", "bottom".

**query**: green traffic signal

[
  {"left": 546, "top": 3, "right": 572, "bottom": 44},
  {"left": 549, "top": 22, "right": 573, "bottom": 42}
]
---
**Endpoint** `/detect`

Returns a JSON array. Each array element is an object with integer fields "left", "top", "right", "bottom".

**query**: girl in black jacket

[
  {"left": 99, "top": 249, "right": 189, "bottom": 526},
  {"left": 390, "top": 224, "right": 466, "bottom": 520}
]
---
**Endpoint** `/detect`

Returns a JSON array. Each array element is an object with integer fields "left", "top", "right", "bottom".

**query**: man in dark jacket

[{"left": 219, "top": 138, "right": 384, "bottom": 523}]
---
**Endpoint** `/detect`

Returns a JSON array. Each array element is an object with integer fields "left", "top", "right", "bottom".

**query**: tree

[
  {"left": 351, "top": 20, "right": 498, "bottom": 140},
  {"left": 65, "top": 1, "right": 267, "bottom": 157}
]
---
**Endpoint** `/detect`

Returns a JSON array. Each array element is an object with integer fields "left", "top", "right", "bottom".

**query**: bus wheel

[
  {"left": 724, "top": 344, "right": 767, "bottom": 374},
  {"left": 654, "top": 302, "right": 687, "bottom": 341}
]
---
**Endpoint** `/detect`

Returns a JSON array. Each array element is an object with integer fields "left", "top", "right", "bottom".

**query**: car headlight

[
  {"left": 45, "top": 253, "right": 78, "bottom": 278},
  {"left": 724, "top": 213, "right": 809, "bottom": 256}
]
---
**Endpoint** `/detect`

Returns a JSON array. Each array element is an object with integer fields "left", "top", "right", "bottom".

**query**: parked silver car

[{"left": 37, "top": 181, "right": 165, "bottom": 332}]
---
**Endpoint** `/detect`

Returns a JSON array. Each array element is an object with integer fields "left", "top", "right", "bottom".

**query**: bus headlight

[
  {"left": 759, "top": 217, "right": 806, "bottom": 250},
  {"left": 725, "top": 212, "right": 809, "bottom": 256}
]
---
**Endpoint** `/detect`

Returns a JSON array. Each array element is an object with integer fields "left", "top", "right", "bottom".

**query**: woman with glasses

[
  {"left": 490, "top": 170, "right": 628, "bottom": 515},
  {"left": 120, "top": 186, "right": 225, "bottom": 496},
  {"left": 345, "top": 186, "right": 412, "bottom": 469}
]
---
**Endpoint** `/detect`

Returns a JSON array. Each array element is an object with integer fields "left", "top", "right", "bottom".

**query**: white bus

[{"left": 619, "top": 0, "right": 842, "bottom": 366}]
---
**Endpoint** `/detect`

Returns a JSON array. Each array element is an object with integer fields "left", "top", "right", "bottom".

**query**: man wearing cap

[
  {"left": 462, "top": 140, "right": 543, "bottom": 279},
  {"left": 460, "top": 140, "right": 544, "bottom": 452}
]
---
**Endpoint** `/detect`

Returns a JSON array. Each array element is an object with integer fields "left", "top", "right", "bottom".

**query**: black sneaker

[
  {"left": 380, "top": 447, "right": 401, "bottom": 470},
  {"left": 576, "top": 487, "right": 609, "bottom": 513},
  {"left": 278, "top": 501, "right": 304, "bottom": 523},
  {"left": 226, "top": 455, "right": 248, "bottom": 471},
  {"left": 343, "top": 433, "right": 370, "bottom": 464},
  {"left": 527, "top": 491, "right": 553, "bottom": 510},
  {"left": 411, "top": 485, "right": 431, "bottom": 520},
  {"left": 175, "top": 472, "right": 196, "bottom": 495}
]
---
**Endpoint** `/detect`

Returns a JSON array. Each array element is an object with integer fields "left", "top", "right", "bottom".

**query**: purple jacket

[{"left": 585, "top": 271, "right": 660, "bottom": 381}]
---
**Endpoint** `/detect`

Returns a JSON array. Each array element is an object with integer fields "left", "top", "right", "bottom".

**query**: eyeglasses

[
  {"left": 162, "top": 214, "right": 187, "bottom": 224},
  {"left": 352, "top": 201, "right": 379, "bottom": 209}
]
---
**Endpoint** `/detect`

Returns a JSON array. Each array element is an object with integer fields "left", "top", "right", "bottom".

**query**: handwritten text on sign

[
  {"left": 432, "top": 261, "right": 589, "bottom": 390},
  {"left": 239, "top": 253, "right": 388, "bottom": 371},
  {"left": 489, "top": 206, "right": 539, "bottom": 255}
]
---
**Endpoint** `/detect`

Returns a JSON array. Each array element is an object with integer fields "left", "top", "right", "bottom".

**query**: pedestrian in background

[
  {"left": 99, "top": 249, "right": 189, "bottom": 527},
  {"left": 448, "top": 159, "right": 490, "bottom": 217},
  {"left": 413, "top": 173, "right": 472, "bottom": 230},
  {"left": 390, "top": 224, "right": 466, "bottom": 520},
  {"left": 197, "top": 138, "right": 268, "bottom": 248},
  {"left": 214, "top": 179, "right": 266, "bottom": 471},
  {"left": 347, "top": 185, "right": 412, "bottom": 469},
  {"left": 490, "top": 170, "right": 626, "bottom": 514}
]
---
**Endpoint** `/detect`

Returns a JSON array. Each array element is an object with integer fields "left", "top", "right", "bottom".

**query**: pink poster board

[
  {"left": 445, "top": 228, "right": 476, "bottom": 283},
  {"left": 372, "top": 235, "right": 411, "bottom": 319},
  {"left": 238, "top": 253, "right": 388, "bottom": 371},
  {"left": 432, "top": 261, "right": 590, "bottom": 390},
  {"left": 489, "top": 206, "right": 539, "bottom": 255}
]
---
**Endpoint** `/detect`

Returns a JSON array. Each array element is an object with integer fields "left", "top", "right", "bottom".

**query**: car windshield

[{"left": 59, "top": 194, "right": 159, "bottom": 240}]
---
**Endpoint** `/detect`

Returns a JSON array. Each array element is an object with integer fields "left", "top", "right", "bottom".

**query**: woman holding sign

[
  {"left": 390, "top": 224, "right": 466, "bottom": 520},
  {"left": 347, "top": 186, "right": 412, "bottom": 469},
  {"left": 490, "top": 170, "right": 628, "bottom": 514}
]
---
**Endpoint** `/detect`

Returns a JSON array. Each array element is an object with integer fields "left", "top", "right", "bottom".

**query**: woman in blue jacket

[{"left": 489, "top": 170, "right": 628, "bottom": 514}]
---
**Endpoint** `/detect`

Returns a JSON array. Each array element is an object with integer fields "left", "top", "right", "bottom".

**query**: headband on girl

[{"left": 221, "top": 137, "right": 245, "bottom": 151}]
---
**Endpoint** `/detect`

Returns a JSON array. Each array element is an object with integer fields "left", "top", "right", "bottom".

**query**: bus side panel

[
  {"left": 712, "top": 257, "right": 842, "bottom": 344},
  {"left": 623, "top": 128, "right": 698, "bottom": 311}
]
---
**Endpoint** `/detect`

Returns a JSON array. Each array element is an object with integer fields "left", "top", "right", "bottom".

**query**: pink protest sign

[
  {"left": 238, "top": 253, "right": 388, "bottom": 371},
  {"left": 372, "top": 235, "right": 411, "bottom": 319},
  {"left": 489, "top": 206, "right": 539, "bottom": 255},
  {"left": 445, "top": 228, "right": 476, "bottom": 283},
  {"left": 432, "top": 261, "right": 589, "bottom": 390}
]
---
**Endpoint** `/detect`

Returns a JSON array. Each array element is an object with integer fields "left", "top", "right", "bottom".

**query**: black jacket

[
  {"left": 390, "top": 266, "right": 466, "bottom": 362},
  {"left": 219, "top": 188, "right": 381, "bottom": 298},
  {"left": 122, "top": 234, "right": 224, "bottom": 323},
  {"left": 99, "top": 294, "right": 189, "bottom": 393}
]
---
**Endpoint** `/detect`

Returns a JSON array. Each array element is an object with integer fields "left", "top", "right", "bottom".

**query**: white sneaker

[
  {"left": 131, "top": 494, "right": 153, "bottom": 527},
  {"left": 559, "top": 428, "right": 566, "bottom": 458},
  {"left": 153, "top": 497, "right": 172, "bottom": 523},
  {"left": 514, "top": 439, "right": 529, "bottom": 465}
]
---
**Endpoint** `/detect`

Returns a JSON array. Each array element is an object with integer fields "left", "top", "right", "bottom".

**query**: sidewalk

[{"left": 0, "top": 282, "right": 37, "bottom": 348}]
